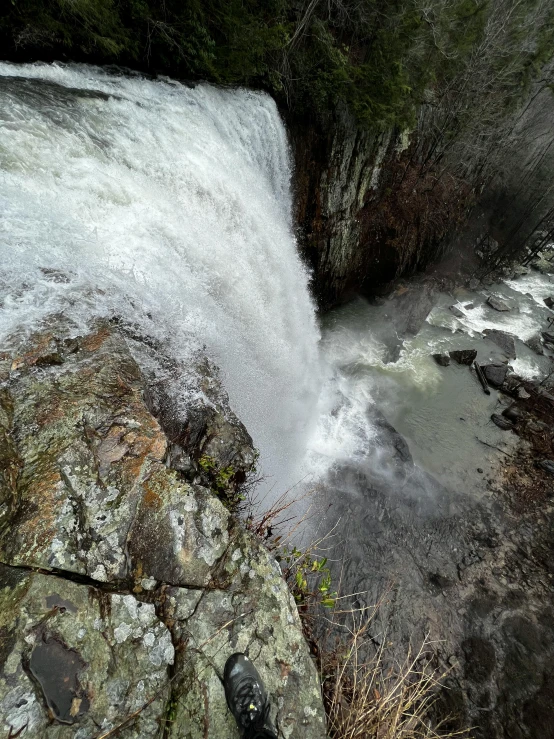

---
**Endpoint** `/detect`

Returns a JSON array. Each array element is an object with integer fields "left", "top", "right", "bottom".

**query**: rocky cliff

[
  {"left": 290, "top": 107, "right": 393, "bottom": 309},
  {"left": 0, "top": 318, "right": 325, "bottom": 738},
  {"left": 290, "top": 109, "right": 469, "bottom": 310}
]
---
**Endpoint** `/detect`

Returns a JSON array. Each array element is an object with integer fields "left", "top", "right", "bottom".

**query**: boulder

[
  {"left": 484, "top": 329, "right": 517, "bottom": 359},
  {"left": 525, "top": 334, "right": 544, "bottom": 355},
  {"left": 433, "top": 353, "right": 451, "bottom": 367},
  {"left": 450, "top": 349, "right": 478, "bottom": 365},
  {"left": 502, "top": 405, "right": 524, "bottom": 422},
  {"left": 0, "top": 320, "right": 325, "bottom": 739},
  {"left": 544, "top": 297, "right": 554, "bottom": 309},
  {"left": 465, "top": 303, "right": 475, "bottom": 310},
  {"left": 501, "top": 376, "right": 520, "bottom": 394},
  {"left": 372, "top": 411, "right": 413, "bottom": 465},
  {"left": 450, "top": 305, "right": 465, "bottom": 318},
  {"left": 487, "top": 295, "right": 511, "bottom": 312},
  {"left": 483, "top": 363, "right": 509, "bottom": 387},
  {"left": 491, "top": 413, "right": 514, "bottom": 430}
]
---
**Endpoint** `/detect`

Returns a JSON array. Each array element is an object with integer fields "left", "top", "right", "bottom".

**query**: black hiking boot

[{"left": 223, "top": 653, "right": 278, "bottom": 738}]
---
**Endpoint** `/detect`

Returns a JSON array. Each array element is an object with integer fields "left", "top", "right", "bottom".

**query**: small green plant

[
  {"left": 278, "top": 546, "right": 337, "bottom": 609},
  {"left": 198, "top": 454, "right": 244, "bottom": 509}
]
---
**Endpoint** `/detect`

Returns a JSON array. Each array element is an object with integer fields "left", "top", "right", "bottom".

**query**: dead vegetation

[
  {"left": 319, "top": 619, "right": 468, "bottom": 739},
  {"left": 359, "top": 157, "right": 474, "bottom": 290}
]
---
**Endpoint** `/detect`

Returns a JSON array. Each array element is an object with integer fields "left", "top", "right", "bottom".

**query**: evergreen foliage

[{"left": 1, "top": 0, "right": 553, "bottom": 129}]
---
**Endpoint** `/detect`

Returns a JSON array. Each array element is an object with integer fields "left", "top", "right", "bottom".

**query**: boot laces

[{"left": 234, "top": 678, "right": 267, "bottom": 728}]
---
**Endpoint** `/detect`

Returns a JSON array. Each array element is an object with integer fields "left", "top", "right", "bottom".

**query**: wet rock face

[
  {"left": 289, "top": 108, "right": 391, "bottom": 308},
  {"left": 450, "top": 349, "right": 478, "bottom": 365},
  {"left": 289, "top": 108, "right": 449, "bottom": 309},
  {"left": 484, "top": 329, "right": 517, "bottom": 359},
  {"left": 487, "top": 294, "right": 512, "bottom": 312},
  {"left": 0, "top": 320, "right": 325, "bottom": 738}
]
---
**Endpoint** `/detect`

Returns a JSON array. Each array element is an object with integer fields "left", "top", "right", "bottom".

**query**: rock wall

[
  {"left": 289, "top": 107, "right": 394, "bottom": 309},
  {"left": 0, "top": 319, "right": 325, "bottom": 738},
  {"left": 289, "top": 108, "right": 475, "bottom": 310}
]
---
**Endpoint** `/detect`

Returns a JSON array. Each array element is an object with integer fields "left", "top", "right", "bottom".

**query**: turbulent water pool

[{"left": 318, "top": 272, "right": 554, "bottom": 499}]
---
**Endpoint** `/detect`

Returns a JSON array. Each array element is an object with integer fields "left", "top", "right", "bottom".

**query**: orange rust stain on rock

[
  {"left": 80, "top": 327, "right": 111, "bottom": 353},
  {"left": 116, "top": 375, "right": 134, "bottom": 394},
  {"left": 36, "top": 400, "right": 66, "bottom": 427},
  {"left": 278, "top": 661, "right": 292, "bottom": 680},
  {"left": 120, "top": 455, "right": 145, "bottom": 483},
  {"left": 17, "top": 467, "right": 62, "bottom": 556},
  {"left": 11, "top": 333, "right": 59, "bottom": 371},
  {"left": 146, "top": 432, "right": 167, "bottom": 462},
  {"left": 142, "top": 485, "right": 162, "bottom": 510}
]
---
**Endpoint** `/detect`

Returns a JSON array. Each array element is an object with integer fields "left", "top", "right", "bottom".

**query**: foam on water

[
  {"left": 428, "top": 293, "right": 547, "bottom": 341},
  {"left": 0, "top": 62, "right": 321, "bottom": 494},
  {"left": 505, "top": 272, "right": 554, "bottom": 305}
]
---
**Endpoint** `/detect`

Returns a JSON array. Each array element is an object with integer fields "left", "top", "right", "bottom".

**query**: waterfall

[{"left": 0, "top": 62, "right": 322, "bottom": 494}]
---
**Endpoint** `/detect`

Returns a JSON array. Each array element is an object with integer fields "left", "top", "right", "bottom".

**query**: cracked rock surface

[{"left": 0, "top": 319, "right": 325, "bottom": 738}]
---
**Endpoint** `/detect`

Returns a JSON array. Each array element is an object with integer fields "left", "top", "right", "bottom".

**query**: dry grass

[{"left": 319, "top": 607, "right": 469, "bottom": 739}]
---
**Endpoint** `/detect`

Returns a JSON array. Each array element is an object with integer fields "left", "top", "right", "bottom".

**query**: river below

[{"left": 308, "top": 269, "right": 554, "bottom": 739}]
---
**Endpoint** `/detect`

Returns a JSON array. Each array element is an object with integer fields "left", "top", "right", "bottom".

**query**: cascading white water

[{"left": 0, "top": 62, "right": 324, "bottom": 495}]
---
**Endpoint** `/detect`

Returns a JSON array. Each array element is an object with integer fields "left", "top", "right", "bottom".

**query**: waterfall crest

[{"left": 0, "top": 62, "right": 321, "bottom": 493}]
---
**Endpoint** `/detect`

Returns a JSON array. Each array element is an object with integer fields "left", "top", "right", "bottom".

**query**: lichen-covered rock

[
  {"left": 163, "top": 529, "right": 325, "bottom": 739},
  {"left": 0, "top": 319, "right": 325, "bottom": 738},
  {"left": 0, "top": 564, "right": 173, "bottom": 738},
  {"left": 0, "top": 324, "right": 232, "bottom": 589},
  {"left": 142, "top": 349, "right": 255, "bottom": 495},
  {"left": 127, "top": 468, "right": 230, "bottom": 588}
]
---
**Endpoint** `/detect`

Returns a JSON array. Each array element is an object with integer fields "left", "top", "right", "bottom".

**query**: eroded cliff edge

[{"left": 0, "top": 318, "right": 325, "bottom": 738}]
